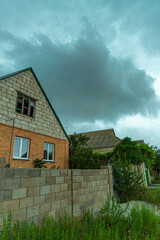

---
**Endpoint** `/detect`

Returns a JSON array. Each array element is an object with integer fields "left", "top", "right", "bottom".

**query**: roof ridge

[
  {"left": 0, "top": 67, "right": 32, "bottom": 81},
  {"left": 75, "top": 128, "right": 114, "bottom": 135}
]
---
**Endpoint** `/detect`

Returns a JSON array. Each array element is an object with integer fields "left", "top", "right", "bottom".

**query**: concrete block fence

[{"left": 0, "top": 158, "right": 113, "bottom": 225}]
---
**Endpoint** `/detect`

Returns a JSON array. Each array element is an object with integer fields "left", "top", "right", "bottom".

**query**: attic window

[{"left": 16, "top": 93, "right": 35, "bottom": 117}]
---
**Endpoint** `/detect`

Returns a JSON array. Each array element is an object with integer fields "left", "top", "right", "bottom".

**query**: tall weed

[{"left": 0, "top": 199, "right": 160, "bottom": 240}]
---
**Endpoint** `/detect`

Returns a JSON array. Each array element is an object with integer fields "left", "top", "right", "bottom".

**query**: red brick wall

[{"left": 0, "top": 123, "right": 69, "bottom": 169}]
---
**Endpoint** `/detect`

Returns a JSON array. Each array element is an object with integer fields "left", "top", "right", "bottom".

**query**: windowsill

[
  {"left": 13, "top": 158, "right": 30, "bottom": 161},
  {"left": 43, "top": 160, "right": 55, "bottom": 162}
]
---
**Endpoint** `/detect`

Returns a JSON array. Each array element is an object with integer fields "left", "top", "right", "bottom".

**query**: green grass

[
  {"left": 152, "top": 179, "right": 160, "bottom": 184},
  {"left": 130, "top": 188, "right": 160, "bottom": 208},
  {"left": 0, "top": 199, "right": 160, "bottom": 240}
]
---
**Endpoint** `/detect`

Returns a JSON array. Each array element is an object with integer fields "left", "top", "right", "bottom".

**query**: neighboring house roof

[
  {"left": 0, "top": 67, "right": 68, "bottom": 140},
  {"left": 134, "top": 140, "right": 145, "bottom": 145},
  {"left": 70, "top": 129, "right": 121, "bottom": 149}
]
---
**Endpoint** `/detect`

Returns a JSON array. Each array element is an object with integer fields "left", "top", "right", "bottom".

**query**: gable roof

[
  {"left": 70, "top": 129, "right": 121, "bottom": 149},
  {"left": 0, "top": 67, "right": 68, "bottom": 140}
]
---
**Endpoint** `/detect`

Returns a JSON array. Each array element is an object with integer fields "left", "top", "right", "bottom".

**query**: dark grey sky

[{"left": 1, "top": 0, "right": 160, "bottom": 146}]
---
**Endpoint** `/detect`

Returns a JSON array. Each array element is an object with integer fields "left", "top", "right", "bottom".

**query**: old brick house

[{"left": 0, "top": 67, "right": 69, "bottom": 168}]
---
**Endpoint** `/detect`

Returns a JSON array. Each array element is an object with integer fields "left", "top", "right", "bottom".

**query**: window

[
  {"left": 43, "top": 142, "right": 54, "bottom": 161},
  {"left": 13, "top": 137, "right": 30, "bottom": 159},
  {"left": 16, "top": 93, "right": 35, "bottom": 117}
]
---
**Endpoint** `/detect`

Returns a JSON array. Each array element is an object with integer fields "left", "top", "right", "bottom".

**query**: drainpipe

[{"left": 7, "top": 118, "right": 15, "bottom": 168}]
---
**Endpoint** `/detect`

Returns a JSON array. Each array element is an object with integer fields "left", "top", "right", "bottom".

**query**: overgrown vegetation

[
  {"left": 139, "top": 143, "right": 155, "bottom": 174},
  {"left": 113, "top": 159, "right": 145, "bottom": 202},
  {"left": 153, "top": 146, "right": 160, "bottom": 178},
  {"left": 131, "top": 188, "right": 160, "bottom": 208},
  {"left": 0, "top": 199, "right": 160, "bottom": 240},
  {"left": 152, "top": 179, "right": 160, "bottom": 184},
  {"left": 69, "top": 135, "right": 156, "bottom": 172},
  {"left": 69, "top": 134, "right": 104, "bottom": 169},
  {"left": 107, "top": 137, "right": 155, "bottom": 171}
]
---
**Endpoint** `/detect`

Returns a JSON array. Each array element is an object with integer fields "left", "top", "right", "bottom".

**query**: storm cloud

[
  {"left": 1, "top": 0, "right": 160, "bottom": 145},
  {"left": 0, "top": 24, "right": 158, "bottom": 125}
]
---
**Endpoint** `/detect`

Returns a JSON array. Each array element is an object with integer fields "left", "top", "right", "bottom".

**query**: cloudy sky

[{"left": 1, "top": 0, "right": 160, "bottom": 146}]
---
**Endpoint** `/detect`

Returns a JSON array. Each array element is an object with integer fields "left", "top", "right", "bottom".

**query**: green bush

[
  {"left": 152, "top": 179, "right": 160, "bottom": 184},
  {"left": 107, "top": 137, "right": 155, "bottom": 174},
  {"left": 113, "top": 159, "right": 145, "bottom": 202},
  {"left": 110, "top": 137, "right": 144, "bottom": 165},
  {"left": 139, "top": 143, "right": 155, "bottom": 174},
  {"left": 33, "top": 158, "right": 47, "bottom": 168},
  {"left": 131, "top": 188, "right": 160, "bottom": 208},
  {"left": 69, "top": 134, "right": 103, "bottom": 169},
  {"left": 100, "top": 196, "right": 129, "bottom": 226},
  {"left": 69, "top": 146, "right": 101, "bottom": 169},
  {"left": 69, "top": 134, "right": 111, "bottom": 169},
  {"left": 153, "top": 146, "right": 160, "bottom": 173}
]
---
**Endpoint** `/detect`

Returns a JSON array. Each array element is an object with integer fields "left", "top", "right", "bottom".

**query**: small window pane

[
  {"left": 43, "top": 143, "right": 48, "bottom": 160},
  {"left": 23, "top": 108, "right": 28, "bottom": 115},
  {"left": 24, "top": 98, "right": 29, "bottom": 108},
  {"left": 13, "top": 138, "right": 20, "bottom": 157},
  {"left": 30, "top": 101, "right": 35, "bottom": 117},
  {"left": 23, "top": 98, "right": 29, "bottom": 115},
  {"left": 16, "top": 95, "right": 23, "bottom": 113},
  {"left": 49, "top": 144, "right": 53, "bottom": 160},
  {"left": 21, "top": 139, "right": 29, "bottom": 158}
]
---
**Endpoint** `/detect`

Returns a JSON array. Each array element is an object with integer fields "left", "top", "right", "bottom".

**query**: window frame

[
  {"left": 13, "top": 136, "right": 30, "bottom": 160},
  {"left": 43, "top": 142, "right": 55, "bottom": 162},
  {"left": 16, "top": 92, "right": 36, "bottom": 118}
]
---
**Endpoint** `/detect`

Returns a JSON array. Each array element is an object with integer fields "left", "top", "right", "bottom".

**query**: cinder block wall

[{"left": 0, "top": 158, "right": 113, "bottom": 225}]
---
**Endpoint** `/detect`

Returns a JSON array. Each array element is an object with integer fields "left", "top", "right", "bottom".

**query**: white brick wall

[{"left": 0, "top": 69, "right": 67, "bottom": 140}]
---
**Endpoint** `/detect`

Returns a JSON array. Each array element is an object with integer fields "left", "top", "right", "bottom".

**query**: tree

[
  {"left": 139, "top": 144, "right": 155, "bottom": 173},
  {"left": 109, "top": 137, "right": 143, "bottom": 165},
  {"left": 108, "top": 137, "right": 155, "bottom": 172},
  {"left": 153, "top": 146, "right": 160, "bottom": 175},
  {"left": 69, "top": 134, "right": 101, "bottom": 169},
  {"left": 113, "top": 159, "right": 145, "bottom": 202},
  {"left": 69, "top": 134, "right": 89, "bottom": 158},
  {"left": 70, "top": 146, "right": 101, "bottom": 169}
]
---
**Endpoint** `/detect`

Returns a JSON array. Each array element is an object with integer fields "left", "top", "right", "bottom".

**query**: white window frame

[
  {"left": 43, "top": 142, "right": 55, "bottom": 162},
  {"left": 13, "top": 137, "right": 30, "bottom": 160}
]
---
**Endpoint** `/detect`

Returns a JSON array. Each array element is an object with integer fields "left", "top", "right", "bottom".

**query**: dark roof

[
  {"left": 0, "top": 67, "right": 68, "bottom": 140},
  {"left": 70, "top": 129, "right": 121, "bottom": 149}
]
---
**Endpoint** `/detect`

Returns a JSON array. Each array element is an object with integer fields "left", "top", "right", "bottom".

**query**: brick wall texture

[
  {"left": 0, "top": 122, "right": 69, "bottom": 168},
  {"left": 0, "top": 158, "right": 113, "bottom": 225},
  {"left": 0, "top": 69, "right": 69, "bottom": 167}
]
